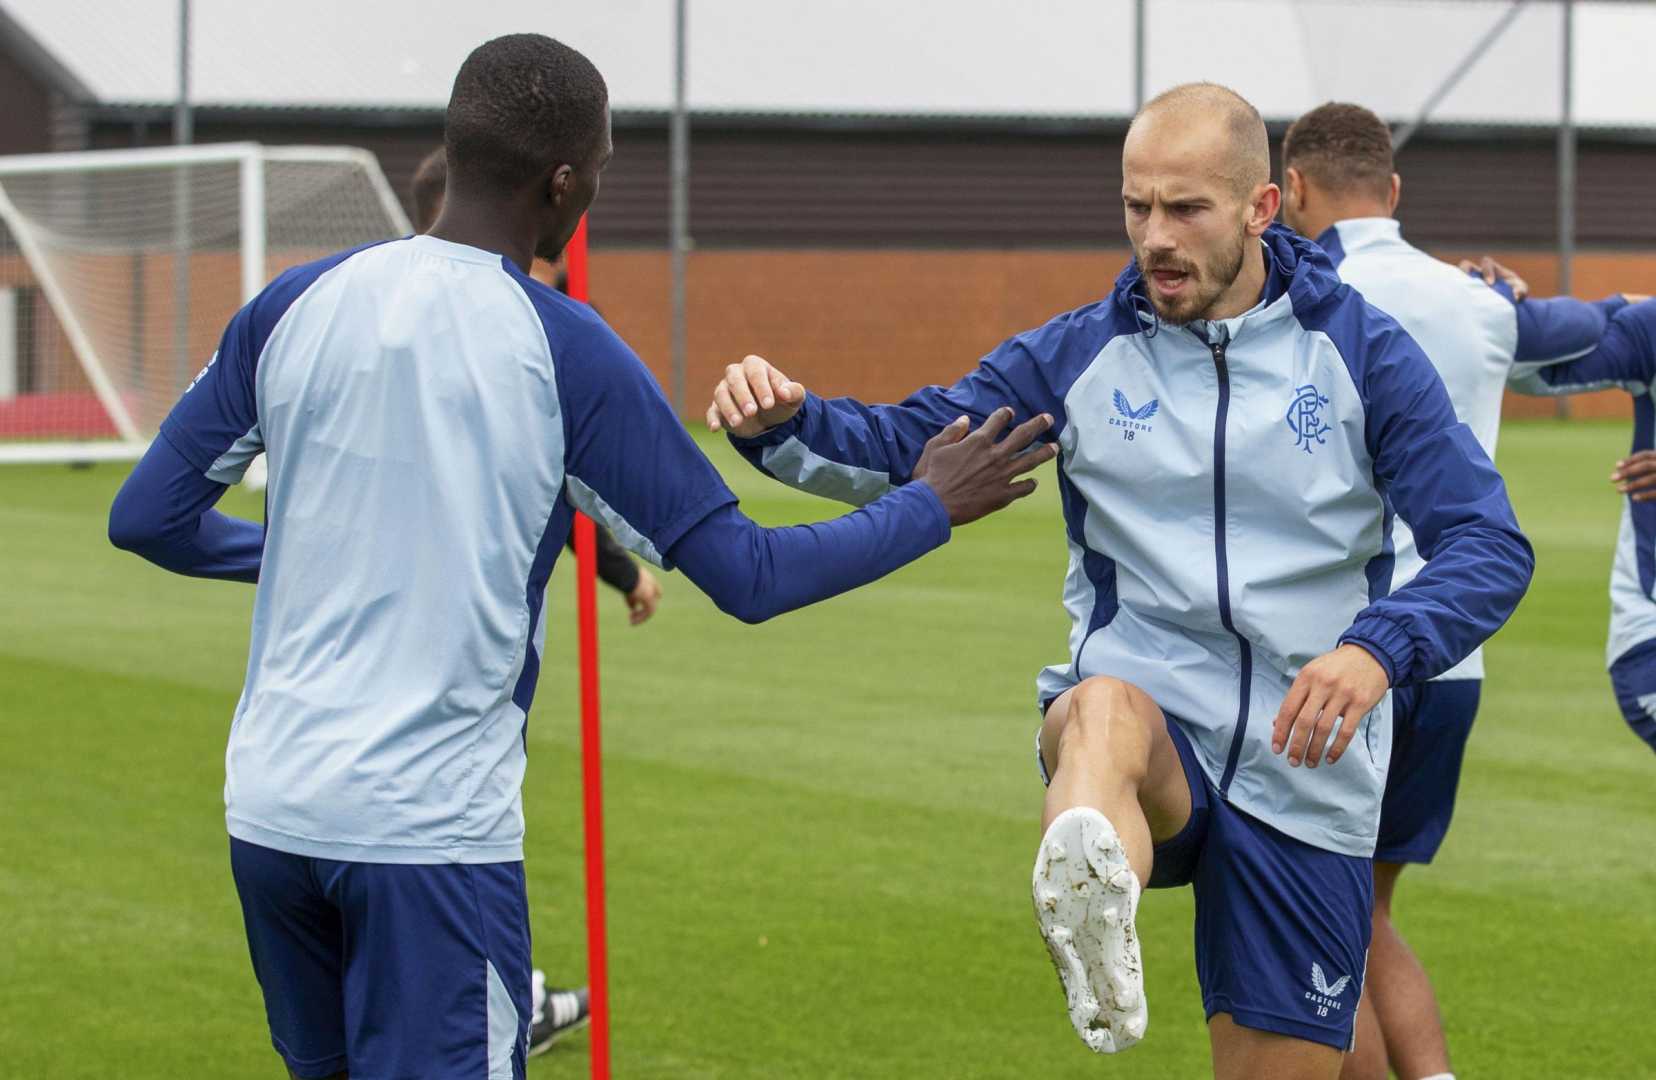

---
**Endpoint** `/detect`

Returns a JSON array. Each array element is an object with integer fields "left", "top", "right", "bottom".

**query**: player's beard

[{"left": 1138, "top": 223, "right": 1249, "bottom": 326}]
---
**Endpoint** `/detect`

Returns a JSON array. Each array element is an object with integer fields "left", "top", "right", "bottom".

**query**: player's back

[
  {"left": 227, "top": 235, "right": 576, "bottom": 864},
  {"left": 1320, "top": 217, "right": 1518, "bottom": 679}
]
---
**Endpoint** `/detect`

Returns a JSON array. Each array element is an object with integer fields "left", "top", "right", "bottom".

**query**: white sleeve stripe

[
  {"left": 565, "top": 475, "right": 666, "bottom": 568},
  {"left": 759, "top": 435, "right": 892, "bottom": 507},
  {"left": 205, "top": 423, "right": 263, "bottom": 484}
]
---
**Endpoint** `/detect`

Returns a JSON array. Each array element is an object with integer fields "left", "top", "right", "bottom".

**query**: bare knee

[{"left": 1054, "top": 677, "right": 1158, "bottom": 780}]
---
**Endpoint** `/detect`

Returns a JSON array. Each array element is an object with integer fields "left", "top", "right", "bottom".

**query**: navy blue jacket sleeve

[
  {"left": 1508, "top": 298, "right": 1656, "bottom": 396},
  {"left": 667, "top": 483, "right": 951, "bottom": 624},
  {"left": 109, "top": 280, "right": 284, "bottom": 580},
  {"left": 726, "top": 305, "right": 1102, "bottom": 505},
  {"left": 108, "top": 433, "right": 264, "bottom": 581},
  {"left": 525, "top": 287, "right": 739, "bottom": 567},
  {"left": 1336, "top": 318, "right": 1535, "bottom": 685}
]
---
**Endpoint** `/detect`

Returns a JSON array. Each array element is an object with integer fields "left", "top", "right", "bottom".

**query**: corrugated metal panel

[
  {"left": 591, "top": 129, "right": 1122, "bottom": 248},
  {"left": 1577, "top": 143, "right": 1656, "bottom": 248},
  {"left": 0, "top": 47, "right": 51, "bottom": 155},
  {"left": 65, "top": 113, "right": 1656, "bottom": 253},
  {"left": 1391, "top": 139, "right": 1559, "bottom": 247}
]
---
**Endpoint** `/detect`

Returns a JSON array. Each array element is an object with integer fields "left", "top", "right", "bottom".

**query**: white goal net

[{"left": 0, "top": 143, "right": 410, "bottom": 464}]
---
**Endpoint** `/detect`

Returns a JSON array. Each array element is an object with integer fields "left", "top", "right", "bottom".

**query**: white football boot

[{"left": 1032, "top": 806, "right": 1147, "bottom": 1053}]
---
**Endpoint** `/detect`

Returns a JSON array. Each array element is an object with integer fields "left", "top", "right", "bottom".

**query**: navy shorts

[
  {"left": 1375, "top": 678, "right": 1481, "bottom": 864},
  {"left": 229, "top": 838, "right": 532, "bottom": 1079},
  {"left": 1034, "top": 715, "right": 1373, "bottom": 1051},
  {"left": 1609, "top": 639, "right": 1656, "bottom": 753}
]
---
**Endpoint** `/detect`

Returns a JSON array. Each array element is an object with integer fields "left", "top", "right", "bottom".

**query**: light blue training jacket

[{"left": 731, "top": 225, "right": 1534, "bottom": 857}]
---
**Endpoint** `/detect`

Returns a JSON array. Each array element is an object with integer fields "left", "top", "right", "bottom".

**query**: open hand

[
  {"left": 1271, "top": 644, "right": 1389, "bottom": 768},
  {"left": 912, "top": 408, "right": 1056, "bottom": 526},
  {"left": 705, "top": 355, "right": 806, "bottom": 438}
]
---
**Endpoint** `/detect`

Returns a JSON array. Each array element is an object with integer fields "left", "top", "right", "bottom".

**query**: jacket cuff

[
  {"left": 1338, "top": 612, "right": 1413, "bottom": 687},
  {"left": 909, "top": 478, "right": 953, "bottom": 546}
]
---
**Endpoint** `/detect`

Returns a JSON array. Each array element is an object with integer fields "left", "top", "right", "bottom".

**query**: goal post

[{"left": 0, "top": 142, "right": 411, "bottom": 465}]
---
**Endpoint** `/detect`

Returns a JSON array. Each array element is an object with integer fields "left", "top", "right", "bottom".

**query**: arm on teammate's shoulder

[
  {"left": 1508, "top": 297, "right": 1656, "bottom": 396},
  {"left": 108, "top": 434, "right": 263, "bottom": 582},
  {"left": 720, "top": 316, "right": 1080, "bottom": 505},
  {"left": 1338, "top": 329, "right": 1534, "bottom": 686}
]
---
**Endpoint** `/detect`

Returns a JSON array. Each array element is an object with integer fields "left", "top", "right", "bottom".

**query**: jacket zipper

[{"left": 1209, "top": 337, "right": 1252, "bottom": 797}]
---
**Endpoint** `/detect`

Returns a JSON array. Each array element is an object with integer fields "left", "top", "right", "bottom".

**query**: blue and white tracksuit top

[
  {"left": 732, "top": 225, "right": 1533, "bottom": 857},
  {"left": 1505, "top": 293, "right": 1656, "bottom": 667}
]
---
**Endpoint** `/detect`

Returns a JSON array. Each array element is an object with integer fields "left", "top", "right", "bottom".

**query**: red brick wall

[{"left": 590, "top": 248, "right": 1656, "bottom": 422}]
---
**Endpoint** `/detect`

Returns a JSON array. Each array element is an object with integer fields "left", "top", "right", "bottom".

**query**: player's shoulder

[
  {"left": 1342, "top": 234, "right": 1513, "bottom": 324},
  {"left": 495, "top": 264, "right": 660, "bottom": 406},
  {"left": 501, "top": 263, "right": 617, "bottom": 343},
  {"left": 224, "top": 238, "right": 403, "bottom": 361},
  {"left": 1007, "top": 296, "right": 1140, "bottom": 366}
]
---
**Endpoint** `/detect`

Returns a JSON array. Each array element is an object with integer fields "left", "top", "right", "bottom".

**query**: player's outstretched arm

[
  {"left": 546, "top": 299, "right": 1053, "bottom": 623},
  {"left": 1508, "top": 298, "right": 1656, "bottom": 397},
  {"left": 669, "top": 409, "right": 1054, "bottom": 624},
  {"left": 706, "top": 315, "right": 1079, "bottom": 506}
]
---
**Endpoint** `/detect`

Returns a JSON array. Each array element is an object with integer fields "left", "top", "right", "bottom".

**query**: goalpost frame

[{"left": 0, "top": 142, "right": 412, "bottom": 464}]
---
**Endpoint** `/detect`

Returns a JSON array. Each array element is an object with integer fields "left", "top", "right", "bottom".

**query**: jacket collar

[{"left": 1318, "top": 217, "right": 1404, "bottom": 261}]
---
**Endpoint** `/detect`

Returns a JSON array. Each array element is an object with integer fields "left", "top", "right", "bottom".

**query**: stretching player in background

[
  {"left": 706, "top": 83, "right": 1532, "bottom": 1079},
  {"left": 1277, "top": 101, "right": 1530, "bottom": 1080},
  {"left": 1459, "top": 257, "right": 1656, "bottom": 754},
  {"left": 107, "top": 33, "right": 1052, "bottom": 1079}
]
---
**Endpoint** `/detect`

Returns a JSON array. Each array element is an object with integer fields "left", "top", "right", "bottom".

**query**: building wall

[
  {"left": 0, "top": 91, "right": 1639, "bottom": 431},
  {"left": 588, "top": 247, "right": 1650, "bottom": 424}
]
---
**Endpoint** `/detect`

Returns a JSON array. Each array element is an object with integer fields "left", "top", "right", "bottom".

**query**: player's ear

[
  {"left": 1283, "top": 166, "right": 1304, "bottom": 206},
  {"left": 1387, "top": 173, "right": 1401, "bottom": 214},
  {"left": 1251, "top": 182, "right": 1282, "bottom": 235},
  {"left": 547, "top": 163, "right": 576, "bottom": 208}
]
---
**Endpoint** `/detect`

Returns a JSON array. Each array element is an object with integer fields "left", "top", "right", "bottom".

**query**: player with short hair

[
  {"left": 107, "top": 33, "right": 1053, "bottom": 1079},
  {"left": 417, "top": 142, "right": 634, "bottom": 1053},
  {"left": 705, "top": 83, "right": 1533, "bottom": 1080},
  {"left": 1277, "top": 99, "right": 1531, "bottom": 1080}
]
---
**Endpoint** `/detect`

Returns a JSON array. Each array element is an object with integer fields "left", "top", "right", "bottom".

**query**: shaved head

[
  {"left": 1128, "top": 82, "right": 1270, "bottom": 198},
  {"left": 1119, "top": 82, "right": 1279, "bottom": 325}
]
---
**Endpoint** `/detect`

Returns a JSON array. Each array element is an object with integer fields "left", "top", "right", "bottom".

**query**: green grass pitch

[{"left": 2, "top": 422, "right": 1653, "bottom": 1077}]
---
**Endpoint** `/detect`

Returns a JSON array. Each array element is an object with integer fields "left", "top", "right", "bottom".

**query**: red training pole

[{"left": 566, "top": 216, "right": 611, "bottom": 1080}]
